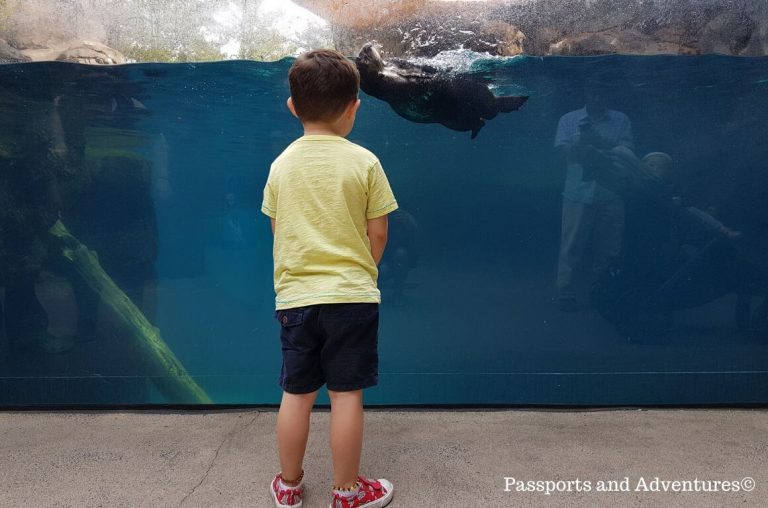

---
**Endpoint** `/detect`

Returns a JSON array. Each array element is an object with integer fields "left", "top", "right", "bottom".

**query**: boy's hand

[{"left": 367, "top": 215, "right": 388, "bottom": 265}]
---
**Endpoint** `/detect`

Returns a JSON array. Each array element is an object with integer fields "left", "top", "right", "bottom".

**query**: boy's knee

[
  {"left": 281, "top": 390, "right": 318, "bottom": 409},
  {"left": 327, "top": 389, "right": 363, "bottom": 403}
]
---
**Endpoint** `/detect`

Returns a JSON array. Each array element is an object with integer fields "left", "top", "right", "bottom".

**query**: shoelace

[{"left": 358, "top": 477, "right": 383, "bottom": 491}]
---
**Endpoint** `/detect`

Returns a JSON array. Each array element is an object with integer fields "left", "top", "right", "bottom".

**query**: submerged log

[{"left": 49, "top": 220, "right": 213, "bottom": 404}]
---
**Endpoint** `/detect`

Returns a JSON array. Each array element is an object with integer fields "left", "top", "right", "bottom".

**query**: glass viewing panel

[{"left": 0, "top": 53, "right": 767, "bottom": 405}]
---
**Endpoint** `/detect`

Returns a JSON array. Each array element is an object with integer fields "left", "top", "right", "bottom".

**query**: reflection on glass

[
  {"left": 0, "top": 55, "right": 767, "bottom": 406},
  {"left": 554, "top": 83, "right": 634, "bottom": 313}
]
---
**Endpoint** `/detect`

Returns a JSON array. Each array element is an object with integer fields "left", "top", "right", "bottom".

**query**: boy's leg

[
  {"left": 328, "top": 389, "right": 364, "bottom": 489},
  {"left": 277, "top": 390, "right": 319, "bottom": 483}
]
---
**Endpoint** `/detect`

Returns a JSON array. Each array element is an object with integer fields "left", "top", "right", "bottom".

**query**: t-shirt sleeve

[
  {"left": 261, "top": 167, "right": 277, "bottom": 219},
  {"left": 366, "top": 161, "right": 398, "bottom": 219}
]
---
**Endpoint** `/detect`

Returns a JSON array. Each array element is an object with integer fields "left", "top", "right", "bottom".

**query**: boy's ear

[
  {"left": 286, "top": 97, "right": 299, "bottom": 118},
  {"left": 347, "top": 98, "right": 361, "bottom": 117}
]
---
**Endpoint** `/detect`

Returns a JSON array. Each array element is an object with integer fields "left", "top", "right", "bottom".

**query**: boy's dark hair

[{"left": 288, "top": 49, "right": 359, "bottom": 123}]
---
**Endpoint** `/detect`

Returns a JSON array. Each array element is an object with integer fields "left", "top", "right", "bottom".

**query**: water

[{"left": 0, "top": 55, "right": 767, "bottom": 405}]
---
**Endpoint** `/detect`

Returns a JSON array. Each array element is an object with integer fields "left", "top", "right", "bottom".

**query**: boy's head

[
  {"left": 288, "top": 49, "right": 360, "bottom": 124},
  {"left": 642, "top": 152, "right": 673, "bottom": 181}
]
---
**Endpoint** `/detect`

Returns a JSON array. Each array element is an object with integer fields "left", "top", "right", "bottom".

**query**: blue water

[{"left": 0, "top": 55, "right": 767, "bottom": 405}]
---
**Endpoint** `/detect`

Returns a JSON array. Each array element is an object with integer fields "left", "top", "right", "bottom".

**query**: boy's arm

[
  {"left": 367, "top": 215, "right": 388, "bottom": 265},
  {"left": 270, "top": 218, "right": 275, "bottom": 235}
]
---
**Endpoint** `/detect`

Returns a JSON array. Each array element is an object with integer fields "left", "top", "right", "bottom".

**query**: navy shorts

[{"left": 276, "top": 303, "right": 379, "bottom": 394}]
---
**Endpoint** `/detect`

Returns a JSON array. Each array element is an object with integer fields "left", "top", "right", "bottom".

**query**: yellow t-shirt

[{"left": 261, "top": 135, "right": 398, "bottom": 310}]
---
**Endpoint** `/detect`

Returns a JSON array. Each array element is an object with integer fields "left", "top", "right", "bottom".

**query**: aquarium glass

[{"left": 0, "top": 54, "right": 767, "bottom": 405}]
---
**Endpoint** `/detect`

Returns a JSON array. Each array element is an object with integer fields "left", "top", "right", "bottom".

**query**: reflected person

[
  {"left": 553, "top": 86, "right": 634, "bottom": 311},
  {"left": 589, "top": 149, "right": 679, "bottom": 332},
  {"left": 590, "top": 149, "right": 759, "bottom": 338},
  {"left": 0, "top": 87, "right": 76, "bottom": 354}
]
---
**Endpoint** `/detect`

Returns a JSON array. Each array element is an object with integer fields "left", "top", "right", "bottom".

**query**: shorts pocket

[{"left": 276, "top": 309, "right": 304, "bottom": 328}]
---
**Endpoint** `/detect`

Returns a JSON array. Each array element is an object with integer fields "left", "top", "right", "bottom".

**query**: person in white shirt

[{"left": 553, "top": 87, "right": 634, "bottom": 311}]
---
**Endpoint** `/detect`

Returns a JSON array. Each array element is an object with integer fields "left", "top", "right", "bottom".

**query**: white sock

[
  {"left": 333, "top": 483, "right": 360, "bottom": 497},
  {"left": 279, "top": 478, "right": 301, "bottom": 490}
]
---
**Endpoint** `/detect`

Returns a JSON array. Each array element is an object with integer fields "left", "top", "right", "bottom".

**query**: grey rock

[
  {"left": 55, "top": 41, "right": 126, "bottom": 65},
  {"left": 549, "top": 29, "right": 699, "bottom": 56},
  {"left": 741, "top": 2, "right": 768, "bottom": 56},
  {"left": 334, "top": 8, "right": 526, "bottom": 58},
  {"left": 741, "top": 17, "right": 768, "bottom": 56},
  {"left": 317, "top": 0, "right": 768, "bottom": 57},
  {"left": 0, "top": 38, "right": 31, "bottom": 63},
  {"left": 698, "top": 10, "right": 756, "bottom": 55}
]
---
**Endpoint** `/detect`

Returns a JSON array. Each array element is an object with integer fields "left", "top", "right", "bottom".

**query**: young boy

[{"left": 262, "top": 49, "right": 398, "bottom": 508}]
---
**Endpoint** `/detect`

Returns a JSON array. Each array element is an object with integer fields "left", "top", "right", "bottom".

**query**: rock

[
  {"left": 304, "top": 0, "right": 768, "bottom": 57},
  {"left": 740, "top": 2, "right": 768, "bottom": 56},
  {"left": 479, "top": 21, "right": 525, "bottom": 56},
  {"left": 549, "top": 30, "right": 642, "bottom": 56},
  {"left": 549, "top": 29, "right": 699, "bottom": 56},
  {"left": 294, "top": 0, "right": 428, "bottom": 29},
  {"left": 698, "top": 10, "right": 756, "bottom": 55},
  {"left": 3, "top": 0, "right": 767, "bottom": 60},
  {"left": 742, "top": 19, "right": 768, "bottom": 56},
  {"left": 55, "top": 41, "right": 126, "bottom": 65},
  {"left": 0, "top": 38, "right": 31, "bottom": 63},
  {"left": 19, "top": 47, "right": 63, "bottom": 62},
  {"left": 332, "top": 5, "right": 525, "bottom": 58},
  {"left": 19, "top": 40, "right": 126, "bottom": 64}
]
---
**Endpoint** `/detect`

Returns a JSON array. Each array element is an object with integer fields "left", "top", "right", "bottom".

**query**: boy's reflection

[{"left": 590, "top": 147, "right": 765, "bottom": 340}]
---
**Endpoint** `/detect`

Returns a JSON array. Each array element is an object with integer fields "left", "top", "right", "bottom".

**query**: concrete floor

[{"left": 0, "top": 408, "right": 766, "bottom": 507}]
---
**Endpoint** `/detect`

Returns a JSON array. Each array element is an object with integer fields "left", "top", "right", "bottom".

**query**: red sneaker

[
  {"left": 329, "top": 476, "right": 394, "bottom": 508},
  {"left": 270, "top": 473, "right": 304, "bottom": 507}
]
